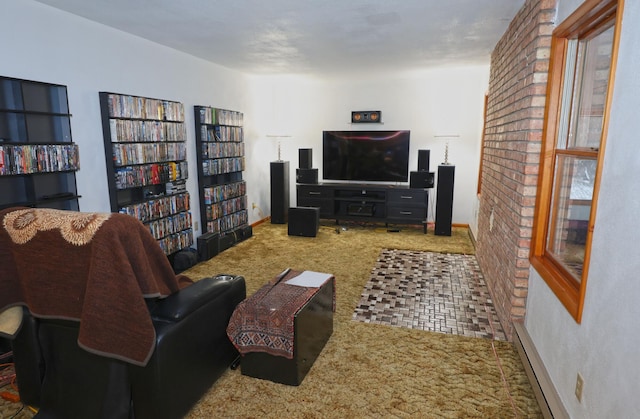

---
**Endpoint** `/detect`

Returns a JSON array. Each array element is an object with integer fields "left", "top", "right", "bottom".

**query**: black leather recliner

[
  {"left": 11, "top": 274, "right": 246, "bottom": 419},
  {"left": 0, "top": 207, "right": 247, "bottom": 418}
]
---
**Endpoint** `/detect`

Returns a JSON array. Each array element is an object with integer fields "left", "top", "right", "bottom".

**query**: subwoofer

[
  {"left": 296, "top": 168, "right": 318, "bottom": 184},
  {"left": 197, "top": 232, "right": 219, "bottom": 261},
  {"left": 288, "top": 207, "right": 320, "bottom": 237},
  {"left": 410, "top": 171, "right": 435, "bottom": 189},
  {"left": 299, "top": 148, "right": 312, "bottom": 169}
]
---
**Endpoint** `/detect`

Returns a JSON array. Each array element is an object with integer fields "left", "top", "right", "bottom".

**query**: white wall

[
  {"left": 248, "top": 66, "right": 489, "bottom": 225},
  {"left": 1, "top": 1, "right": 489, "bottom": 234},
  {"left": 0, "top": 0, "right": 254, "bottom": 235},
  {"left": 525, "top": 1, "right": 640, "bottom": 417}
]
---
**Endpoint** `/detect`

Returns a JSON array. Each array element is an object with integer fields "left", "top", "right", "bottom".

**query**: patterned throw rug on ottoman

[{"left": 352, "top": 249, "right": 506, "bottom": 341}]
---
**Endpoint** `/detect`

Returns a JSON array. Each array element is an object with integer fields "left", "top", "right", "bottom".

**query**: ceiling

[{"left": 35, "top": 0, "right": 525, "bottom": 77}]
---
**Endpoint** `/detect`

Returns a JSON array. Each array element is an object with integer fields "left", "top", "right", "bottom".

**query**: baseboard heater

[{"left": 513, "top": 322, "right": 569, "bottom": 419}]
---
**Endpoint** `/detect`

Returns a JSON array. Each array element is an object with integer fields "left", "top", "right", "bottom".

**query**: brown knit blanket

[
  {"left": 0, "top": 207, "right": 192, "bottom": 366},
  {"left": 226, "top": 269, "right": 335, "bottom": 359}
]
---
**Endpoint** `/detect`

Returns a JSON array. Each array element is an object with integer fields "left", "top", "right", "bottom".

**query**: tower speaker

[
  {"left": 299, "top": 148, "right": 312, "bottom": 169},
  {"left": 296, "top": 168, "right": 318, "bottom": 184},
  {"left": 410, "top": 171, "right": 434, "bottom": 189},
  {"left": 418, "top": 149, "right": 430, "bottom": 172},
  {"left": 270, "top": 161, "right": 290, "bottom": 224},
  {"left": 435, "top": 165, "right": 455, "bottom": 236}
]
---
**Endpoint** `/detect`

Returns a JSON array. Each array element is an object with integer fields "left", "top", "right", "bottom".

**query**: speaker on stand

[
  {"left": 299, "top": 148, "right": 312, "bottom": 169},
  {"left": 434, "top": 164, "right": 455, "bottom": 236},
  {"left": 296, "top": 148, "right": 318, "bottom": 184},
  {"left": 418, "top": 149, "right": 430, "bottom": 172}
]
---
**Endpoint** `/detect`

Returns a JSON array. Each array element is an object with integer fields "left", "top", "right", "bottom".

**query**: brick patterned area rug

[{"left": 353, "top": 249, "right": 507, "bottom": 341}]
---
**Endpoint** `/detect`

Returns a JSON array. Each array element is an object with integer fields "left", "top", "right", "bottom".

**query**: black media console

[{"left": 296, "top": 183, "right": 429, "bottom": 234}]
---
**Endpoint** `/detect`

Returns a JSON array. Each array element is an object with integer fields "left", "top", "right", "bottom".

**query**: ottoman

[{"left": 227, "top": 269, "right": 334, "bottom": 386}]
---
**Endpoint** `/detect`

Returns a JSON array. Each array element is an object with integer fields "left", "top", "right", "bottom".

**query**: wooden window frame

[{"left": 530, "top": 0, "right": 622, "bottom": 322}]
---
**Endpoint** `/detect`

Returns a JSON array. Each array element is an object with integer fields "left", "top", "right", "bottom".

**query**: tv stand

[{"left": 296, "top": 183, "right": 429, "bottom": 233}]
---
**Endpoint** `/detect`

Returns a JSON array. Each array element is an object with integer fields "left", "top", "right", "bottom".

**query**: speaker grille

[
  {"left": 351, "top": 111, "right": 382, "bottom": 123},
  {"left": 418, "top": 149, "right": 430, "bottom": 172},
  {"left": 299, "top": 148, "right": 312, "bottom": 169}
]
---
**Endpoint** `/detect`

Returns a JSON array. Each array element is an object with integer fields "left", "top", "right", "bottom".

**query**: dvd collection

[
  {"left": 146, "top": 211, "right": 192, "bottom": 241},
  {"left": 107, "top": 94, "right": 184, "bottom": 122},
  {"left": 201, "top": 142, "right": 244, "bottom": 159},
  {"left": 202, "top": 157, "right": 244, "bottom": 176},
  {"left": 0, "top": 144, "right": 79, "bottom": 176},
  {"left": 119, "top": 192, "right": 190, "bottom": 223},
  {"left": 206, "top": 210, "right": 248, "bottom": 235},
  {"left": 115, "top": 161, "right": 188, "bottom": 189},
  {"left": 103, "top": 92, "right": 193, "bottom": 255},
  {"left": 109, "top": 119, "right": 186, "bottom": 143},
  {"left": 203, "top": 180, "right": 246, "bottom": 205},
  {"left": 206, "top": 196, "right": 247, "bottom": 221},
  {"left": 157, "top": 229, "right": 194, "bottom": 256},
  {"left": 113, "top": 142, "right": 187, "bottom": 167},
  {"left": 165, "top": 180, "right": 187, "bottom": 195},
  {"left": 198, "top": 106, "right": 243, "bottom": 127},
  {"left": 200, "top": 125, "right": 243, "bottom": 143}
]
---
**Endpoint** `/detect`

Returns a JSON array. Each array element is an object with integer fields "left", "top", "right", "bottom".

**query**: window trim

[{"left": 530, "top": 0, "right": 623, "bottom": 322}]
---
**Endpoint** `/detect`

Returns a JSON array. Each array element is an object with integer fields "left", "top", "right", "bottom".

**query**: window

[{"left": 531, "top": 0, "right": 622, "bottom": 322}]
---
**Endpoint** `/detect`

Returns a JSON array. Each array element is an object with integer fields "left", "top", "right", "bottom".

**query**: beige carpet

[
  {"left": 0, "top": 221, "right": 542, "bottom": 418},
  {"left": 183, "top": 221, "right": 542, "bottom": 418}
]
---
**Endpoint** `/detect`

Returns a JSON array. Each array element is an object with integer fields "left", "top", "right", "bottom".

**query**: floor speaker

[
  {"left": 197, "top": 232, "right": 219, "bottom": 261},
  {"left": 296, "top": 168, "right": 318, "bottom": 184},
  {"left": 435, "top": 165, "right": 455, "bottom": 236},
  {"left": 270, "top": 161, "right": 290, "bottom": 224},
  {"left": 418, "top": 149, "right": 430, "bottom": 172},
  {"left": 299, "top": 148, "right": 312, "bottom": 169},
  {"left": 288, "top": 207, "right": 320, "bottom": 237}
]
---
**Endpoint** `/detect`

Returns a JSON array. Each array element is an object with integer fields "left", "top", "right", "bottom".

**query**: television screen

[{"left": 322, "top": 130, "right": 410, "bottom": 182}]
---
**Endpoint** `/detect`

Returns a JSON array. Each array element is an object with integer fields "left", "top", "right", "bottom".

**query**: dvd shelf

[
  {"left": 0, "top": 76, "right": 80, "bottom": 211},
  {"left": 0, "top": 144, "right": 79, "bottom": 175},
  {"left": 194, "top": 105, "right": 250, "bottom": 260},
  {"left": 100, "top": 92, "right": 193, "bottom": 256}
]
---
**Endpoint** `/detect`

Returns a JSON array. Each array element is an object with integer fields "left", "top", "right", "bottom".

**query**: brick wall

[{"left": 476, "top": 0, "right": 556, "bottom": 340}]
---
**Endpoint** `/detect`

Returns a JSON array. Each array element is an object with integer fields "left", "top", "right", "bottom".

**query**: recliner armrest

[{"left": 146, "top": 274, "right": 245, "bottom": 322}]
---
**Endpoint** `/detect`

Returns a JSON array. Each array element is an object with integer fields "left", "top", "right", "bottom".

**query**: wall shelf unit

[
  {"left": 194, "top": 106, "right": 250, "bottom": 259},
  {"left": 0, "top": 76, "right": 80, "bottom": 211},
  {"left": 99, "top": 92, "right": 193, "bottom": 255}
]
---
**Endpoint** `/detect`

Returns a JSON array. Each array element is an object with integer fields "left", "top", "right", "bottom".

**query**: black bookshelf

[
  {"left": 0, "top": 76, "right": 80, "bottom": 211},
  {"left": 99, "top": 92, "right": 193, "bottom": 255},
  {"left": 194, "top": 106, "right": 250, "bottom": 259}
]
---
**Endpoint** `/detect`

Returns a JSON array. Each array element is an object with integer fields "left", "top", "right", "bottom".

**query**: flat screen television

[{"left": 322, "top": 130, "right": 410, "bottom": 182}]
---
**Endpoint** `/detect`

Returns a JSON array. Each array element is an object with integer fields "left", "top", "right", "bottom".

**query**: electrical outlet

[
  {"left": 194, "top": 221, "right": 199, "bottom": 231},
  {"left": 252, "top": 202, "right": 257, "bottom": 209},
  {"left": 575, "top": 373, "right": 584, "bottom": 403}
]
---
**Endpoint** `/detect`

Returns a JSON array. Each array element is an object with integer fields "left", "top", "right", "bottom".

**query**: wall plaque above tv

[{"left": 322, "top": 130, "right": 410, "bottom": 183}]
